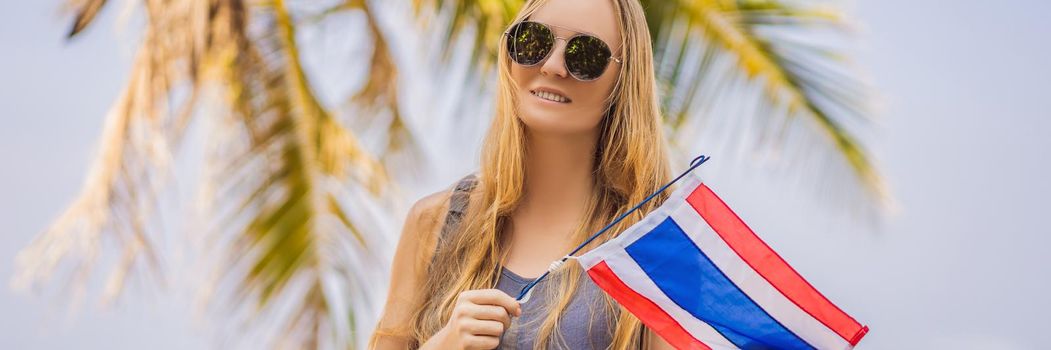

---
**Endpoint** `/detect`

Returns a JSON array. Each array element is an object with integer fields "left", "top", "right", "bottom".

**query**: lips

[{"left": 530, "top": 87, "right": 572, "bottom": 104}]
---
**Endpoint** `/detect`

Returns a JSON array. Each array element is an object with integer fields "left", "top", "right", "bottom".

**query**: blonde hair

[{"left": 409, "top": 0, "right": 670, "bottom": 348}]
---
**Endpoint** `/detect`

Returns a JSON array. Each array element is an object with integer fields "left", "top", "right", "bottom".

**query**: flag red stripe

[
  {"left": 587, "top": 261, "right": 711, "bottom": 350},
  {"left": 686, "top": 184, "right": 867, "bottom": 345}
]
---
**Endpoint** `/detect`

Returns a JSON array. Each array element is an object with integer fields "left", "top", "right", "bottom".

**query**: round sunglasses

[{"left": 503, "top": 21, "right": 622, "bottom": 81}]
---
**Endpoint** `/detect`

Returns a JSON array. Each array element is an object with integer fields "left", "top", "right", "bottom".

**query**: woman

[{"left": 371, "top": 0, "right": 676, "bottom": 348}]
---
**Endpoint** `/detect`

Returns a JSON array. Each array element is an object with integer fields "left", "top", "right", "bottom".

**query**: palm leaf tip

[
  {"left": 646, "top": 0, "right": 891, "bottom": 215},
  {"left": 65, "top": 0, "right": 109, "bottom": 38}
]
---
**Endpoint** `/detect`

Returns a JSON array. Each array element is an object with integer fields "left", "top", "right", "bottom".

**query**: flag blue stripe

[{"left": 624, "top": 217, "right": 815, "bottom": 350}]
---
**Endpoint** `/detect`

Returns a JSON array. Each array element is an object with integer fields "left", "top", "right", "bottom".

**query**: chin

[{"left": 517, "top": 110, "right": 597, "bottom": 136}]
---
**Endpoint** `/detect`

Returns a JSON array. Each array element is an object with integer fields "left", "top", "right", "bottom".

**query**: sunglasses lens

[
  {"left": 565, "top": 35, "right": 612, "bottom": 80},
  {"left": 506, "top": 22, "right": 553, "bottom": 66}
]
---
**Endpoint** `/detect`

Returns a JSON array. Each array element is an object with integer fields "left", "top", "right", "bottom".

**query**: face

[{"left": 510, "top": 0, "right": 623, "bottom": 137}]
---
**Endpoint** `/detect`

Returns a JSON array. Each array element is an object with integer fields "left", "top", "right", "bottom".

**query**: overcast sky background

[{"left": 2, "top": 0, "right": 1050, "bottom": 349}]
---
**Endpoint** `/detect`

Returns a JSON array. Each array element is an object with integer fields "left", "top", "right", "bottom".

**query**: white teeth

[{"left": 533, "top": 90, "right": 568, "bottom": 103}]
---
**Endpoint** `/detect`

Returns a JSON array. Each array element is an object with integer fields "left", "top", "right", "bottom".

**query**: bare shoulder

[
  {"left": 410, "top": 188, "right": 453, "bottom": 226},
  {"left": 390, "top": 188, "right": 454, "bottom": 279},
  {"left": 401, "top": 188, "right": 455, "bottom": 269},
  {"left": 402, "top": 173, "right": 478, "bottom": 256}
]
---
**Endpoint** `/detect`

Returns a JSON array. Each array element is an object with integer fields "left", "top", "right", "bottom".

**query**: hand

[{"left": 438, "top": 289, "right": 522, "bottom": 349}]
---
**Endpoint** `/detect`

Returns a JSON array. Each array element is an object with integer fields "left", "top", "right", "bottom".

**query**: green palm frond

[
  {"left": 350, "top": 0, "right": 427, "bottom": 179},
  {"left": 649, "top": 0, "right": 890, "bottom": 211},
  {"left": 415, "top": 0, "right": 521, "bottom": 74},
  {"left": 309, "top": 0, "right": 430, "bottom": 183},
  {"left": 190, "top": 0, "right": 394, "bottom": 346},
  {"left": 205, "top": 3, "right": 387, "bottom": 346}
]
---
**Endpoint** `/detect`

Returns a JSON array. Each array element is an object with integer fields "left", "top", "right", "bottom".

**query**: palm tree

[{"left": 14, "top": 0, "right": 888, "bottom": 348}]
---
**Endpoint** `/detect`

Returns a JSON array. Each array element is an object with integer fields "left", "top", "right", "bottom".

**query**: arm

[{"left": 370, "top": 190, "right": 450, "bottom": 350}]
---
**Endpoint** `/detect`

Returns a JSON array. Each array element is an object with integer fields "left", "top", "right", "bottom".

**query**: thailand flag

[{"left": 577, "top": 175, "right": 869, "bottom": 350}]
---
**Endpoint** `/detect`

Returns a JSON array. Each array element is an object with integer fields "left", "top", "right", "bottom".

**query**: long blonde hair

[{"left": 410, "top": 0, "right": 671, "bottom": 348}]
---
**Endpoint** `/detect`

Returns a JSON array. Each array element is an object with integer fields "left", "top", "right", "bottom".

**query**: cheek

[
  {"left": 576, "top": 69, "right": 620, "bottom": 116},
  {"left": 510, "top": 65, "right": 538, "bottom": 107},
  {"left": 593, "top": 75, "right": 619, "bottom": 103},
  {"left": 510, "top": 64, "right": 535, "bottom": 91}
]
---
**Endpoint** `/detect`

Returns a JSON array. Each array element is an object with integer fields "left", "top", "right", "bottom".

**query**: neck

[{"left": 518, "top": 130, "right": 598, "bottom": 221}]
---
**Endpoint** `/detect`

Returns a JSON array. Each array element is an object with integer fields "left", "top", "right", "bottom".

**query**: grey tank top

[{"left": 439, "top": 174, "right": 617, "bottom": 350}]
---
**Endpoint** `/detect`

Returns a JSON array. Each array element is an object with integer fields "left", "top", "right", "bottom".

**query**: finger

[
  {"left": 464, "top": 289, "right": 521, "bottom": 316},
  {"left": 467, "top": 304, "right": 512, "bottom": 330},
  {"left": 464, "top": 319, "right": 505, "bottom": 337},
  {"left": 464, "top": 334, "right": 500, "bottom": 350}
]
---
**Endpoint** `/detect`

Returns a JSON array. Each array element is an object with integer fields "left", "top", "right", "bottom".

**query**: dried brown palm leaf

[
  {"left": 18, "top": 0, "right": 392, "bottom": 348},
  {"left": 15, "top": 0, "right": 203, "bottom": 305}
]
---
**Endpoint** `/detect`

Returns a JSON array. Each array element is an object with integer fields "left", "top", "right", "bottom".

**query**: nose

[{"left": 540, "top": 38, "right": 569, "bottom": 79}]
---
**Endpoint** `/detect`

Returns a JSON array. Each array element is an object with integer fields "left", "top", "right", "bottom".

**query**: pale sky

[{"left": 2, "top": 0, "right": 1049, "bottom": 349}]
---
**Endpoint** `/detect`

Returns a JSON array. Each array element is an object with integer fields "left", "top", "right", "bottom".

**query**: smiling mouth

[{"left": 530, "top": 90, "right": 571, "bottom": 103}]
